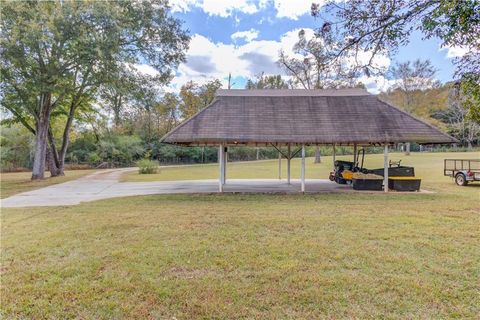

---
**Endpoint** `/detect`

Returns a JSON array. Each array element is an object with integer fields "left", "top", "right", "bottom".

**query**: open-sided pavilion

[{"left": 161, "top": 89, "right": 456, "bottom": 192}]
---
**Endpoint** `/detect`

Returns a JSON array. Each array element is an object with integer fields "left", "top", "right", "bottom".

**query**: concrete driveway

[{"left": 1, "top": 168, "right": 353, "bottom": 208}]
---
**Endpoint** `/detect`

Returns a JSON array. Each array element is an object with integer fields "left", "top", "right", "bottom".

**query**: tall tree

[
  {"left": 100, "top": 69, "right": 148, "bottom": 128},
  {"left": 0, "top": 0, "right": 189, "bottom": 179},
  {"left": 245, "top": 73, "right": 290, "bottom": 89},
  {"left": 388, "top": 59, "right": 438, "bottom": 154},
  {"left": 312, "top": 0, "right": 480, "bottom": 121},
  {"left": 179, "top": 80, "right": 222, "bottom": 119},
  {"left": 157, "top": 93, "right": 181, "bottom": 135},
  {"left": 432, "top": 84, "right": 480, "bottom": 148},
  {"left": 134, "top": 92, "right": 181, "bottom": 156},
  {"left": 278, "top": 30, "right": 359, "bottom": 90},
  {"left": 390, "top": 59, "right": 438, "bottom": 113}
]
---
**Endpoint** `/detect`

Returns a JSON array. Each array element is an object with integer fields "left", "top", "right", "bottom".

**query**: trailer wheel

[{"left": 455, "top": 173, "right": 468, "bottom": 186}]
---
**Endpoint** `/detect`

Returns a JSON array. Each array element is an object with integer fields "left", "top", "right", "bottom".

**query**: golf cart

[{"left": 329, "top": 148, "right": 367, "bottom": 184}]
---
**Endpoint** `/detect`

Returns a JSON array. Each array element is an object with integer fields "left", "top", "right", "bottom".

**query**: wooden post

[
  {"left": 278, "top": 151, "right": 282, "bottom": 180},
  {"left": 219, "top": 144, "right": 224, "bottom": 192},
  {"left": 287, "top": 144, "right": 291, "bottom": 184},
  {"left": 384, "top": 144, "right": 389, "bottom": 193},
  {"left": 301, "top": 144, "right": 305, "bottom": 192}
]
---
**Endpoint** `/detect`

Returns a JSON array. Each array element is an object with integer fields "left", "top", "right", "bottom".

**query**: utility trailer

[{"left": 444, "top": 159, "right": 480, "bottom": 186}]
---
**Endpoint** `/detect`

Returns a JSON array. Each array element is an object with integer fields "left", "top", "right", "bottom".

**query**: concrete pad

[{"left": 0, "top": 169, "right": 430, "bottom": 208}]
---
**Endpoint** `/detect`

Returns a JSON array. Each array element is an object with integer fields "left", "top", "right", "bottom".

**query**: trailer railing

[{"left": 444, "top": 159, "right": 480, "bottom": 177}]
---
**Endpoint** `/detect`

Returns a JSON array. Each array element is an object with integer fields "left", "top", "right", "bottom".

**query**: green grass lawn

[
  {"left": 2, "top": 152, "right": 480, "bottom": 318},
  {"left": 0, "top": 169, "right": 96, "bottom": 199}
]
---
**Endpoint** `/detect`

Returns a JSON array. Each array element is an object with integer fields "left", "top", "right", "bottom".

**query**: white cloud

[
  {"left": 168, "top": 0, "right": 197, "bottom": 13},
  {"left": 344, "top": 49, "right": 391, "bottom": 73},
  {"left": 170, "top": 29, "right": 307, "bottom": 90},
  {"left": 440, "top": 45, "right": 468, "bottom": 58},
  {"left": 133, "top": 64, "right": 160, "bottom": 77},
  {"left": 169, "top": 0, "right": 331, "bottom": 20},
  {"left": 231, "top": 29, "right": 259, "bottom": 42},
  {"left": 203, "top": 0, "right": 258, "bottom": 17},
  {"left": 169, "top": 0, "right": 259, "bottom": 17},
  {"left": 270, "top": 0, "right": 325, "bottom": 20},
  {"left": 168, "top": 28, "right": 392, "bottom": 94},
  {"left": 358, "top": 75, "right": 398, "bottom": 94}
]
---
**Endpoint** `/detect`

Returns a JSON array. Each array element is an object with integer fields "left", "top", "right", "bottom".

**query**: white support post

[
  {"left": 223, "top": 146, "right": 227, "bottom": 185},
  {"left": 384, "top": 144, "right": 389, "bottom": 193},
  {"left": 301, "top": 144, "right": 305, "bottom": 192},
  {"left": 353, "top": 143, "right": 357, "bottom": 166},
  {"left": 287, "top": 144, "right": 291, "bottom": 184},
  {"left": 332, "top": 143, "right": 336, "bottom": 170},
  {"left": 278, "top": 151, "right": 282, "bottom": 180},
  {"left": 219, "top": 144, "right": 224, "bottom": 192}
]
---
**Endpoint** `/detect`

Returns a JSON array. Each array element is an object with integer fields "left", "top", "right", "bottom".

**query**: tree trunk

[
  {"left": 31, "top": 93, "right": 52, "bottom": 180},
  {"left": 256, "top": 148, "right": 260, "bottom": 160},
  {"left": 46, "top": 145, "right": 60, "bottom": 177},
  {"left": 405, "top": 142, "right": 411, "bottom": 156},
  {"left": 112, "top": 94, "right": 123, "bottom": 128},
  {"left": 46, "top": 99, "right": 77, "bottom": 177},
  {"left": 47, "top": 128, "right": 63, "bottom": 177},
  {"left": 55, "top": 101, "right": 77, "bottom": 176},
  {"left": 32, "top": 123, "right": 49, "bottom": 179},
  {"left": 314, "top": 146, "right": 321, "bottom": 163}
]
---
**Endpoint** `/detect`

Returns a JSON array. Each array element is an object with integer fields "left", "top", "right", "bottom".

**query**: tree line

[
  {"left": 1, "top": 0, "right": 479, "bottom": 176},
  {"left": 2, "top": 67, "right": 478, "bottom": 172}
]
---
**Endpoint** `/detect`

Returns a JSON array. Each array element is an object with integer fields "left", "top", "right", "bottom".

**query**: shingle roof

[{"left": 162, "top": 89, "right": 457, "bottom": 146}]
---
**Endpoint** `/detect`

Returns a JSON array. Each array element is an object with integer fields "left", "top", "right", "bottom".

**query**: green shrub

[
  {"left": 96, "top": 135, "right": 145, "bottom": 167},
  {"left": 88, "top": 152, "right": 101, "bottom": 164},
  {"left": 137, "top": 159, "right": 159, "bottom": 174}
]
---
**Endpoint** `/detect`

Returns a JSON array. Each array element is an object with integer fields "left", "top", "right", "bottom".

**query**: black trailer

[{"left": 444, "top": 159, "right": 480, "bottom": 186}]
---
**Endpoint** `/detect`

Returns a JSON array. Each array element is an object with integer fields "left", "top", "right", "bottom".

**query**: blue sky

[{"left": 163, "top": 0, "right": 464, "bottom": 93}]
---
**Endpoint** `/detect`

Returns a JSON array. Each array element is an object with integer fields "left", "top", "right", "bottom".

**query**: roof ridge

[{"left": 217, "top": 88, "right": 370, "bottom": 97}]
